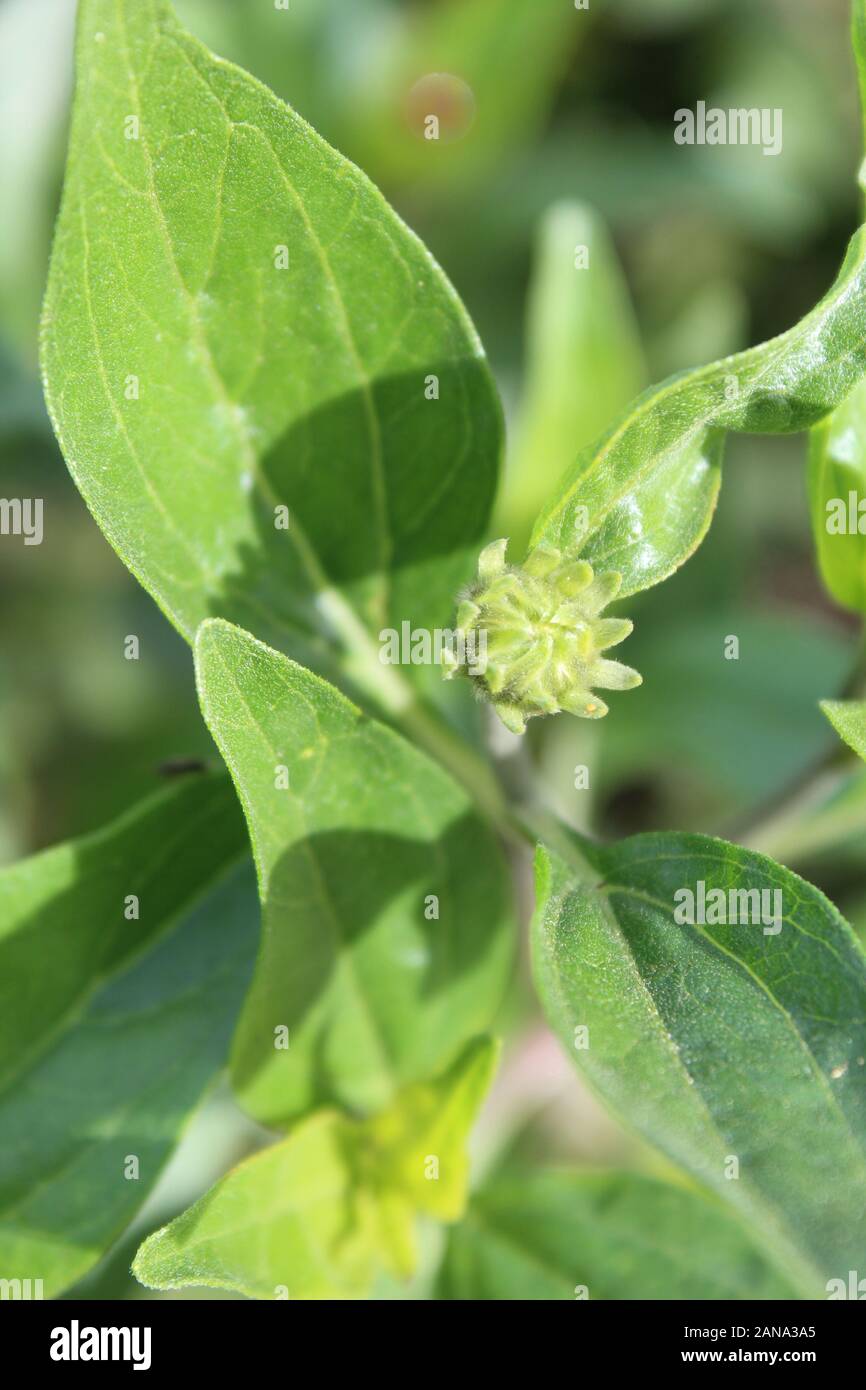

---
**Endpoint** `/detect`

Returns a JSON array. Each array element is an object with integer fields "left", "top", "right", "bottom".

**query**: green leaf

[
  {"left": 531, "top": 225, "right": 866, "bottom": 595},
  {"left": 41, "top": 0, "right": 502, "bottom": 702},
  {"left": 0, "top": 773, "right": 245, "bottom": 1086},
  {"left": 0, "top": 776, "right": 257, "bottom": 1298},
  {"left": 437, "top": 1169, "right": 797, "bottom": 1301},
  {"left": 532, "top": 833, "right": 866, "bottom": 1296},
  {"left": 809, "top": 378, "right": 866, "bottom": 614},
  {"left": 135, "top": 1110, "right": 374, "bottom": 1301},
  {"left": 498, "top": 202, "right": 645, "bottom": 553},
  {"left": 133, "top": 1038, "right": 497, "bottom": 1300},
  {"left": 194, "top": 618, "right": 513, "bottom": 1126},
  {"left": 377, "top": 1043, "right": 496, "bottom": 1219},
  {"left": 821, "top": 698, "right": 866, "bottom": 763},
  {"left": 747, "top": 767, "right": 866, "bottom": 870},
  {"left": 364, "top": 1036, "right": 499, "bottom": 1277}
]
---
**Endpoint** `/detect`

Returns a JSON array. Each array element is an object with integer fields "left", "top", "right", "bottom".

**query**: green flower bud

[{"left": 442, "top": 539, "right": 642, "bottom": 735}]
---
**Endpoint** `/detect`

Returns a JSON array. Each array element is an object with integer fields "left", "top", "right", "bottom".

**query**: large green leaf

[
  {"left": 41, "top": 0, "right": 502, "bottom": 702},
  {"left": 194, "top": 619, "right": 513, "bottom": 1127},
  {"left": 498, "top": 201, "right": 645, "bottom": 553},
  {"left": 0, "top": 776, "right": 257, "bottom": 1298},
  {"left": 531, "top": 226, "right": 866, "bottom": 596},
  {"left": 133, "top": 1037, "right": 496, "bottom": 1300},
  {"left": 821, "top": 698, "right": 866, "bottom": 763},
  {"left": 532, "top": 833, "right": 866, "bottom": 1296},
  {"left": 437, "top": 1169, "right": 796, "bottom": 1301}
]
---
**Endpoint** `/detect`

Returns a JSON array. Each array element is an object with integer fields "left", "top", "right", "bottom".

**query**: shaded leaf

[
  {"left": 0, "top": 774, "right": 245, "bottom": 1086},
  {"left": 532, "top": 833, "right": 866, "bottom": 1296},
  {"left": 194, "top": 618, "right": 513, "bottom": 1126},
  {"left": 0, "top": 776, "right": 256, "bottom": 1298}
]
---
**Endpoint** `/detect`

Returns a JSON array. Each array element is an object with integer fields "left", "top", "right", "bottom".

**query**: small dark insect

[{"left": 157, "top": 758, "right": 207, "bottom": 778}]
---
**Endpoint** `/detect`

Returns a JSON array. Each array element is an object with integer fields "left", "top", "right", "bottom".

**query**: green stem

[
  {"left": 743, "top": 764, "right": 866, "bottom": 863},
  {"left": 396, "top": 696, "right": 517, "bottom": 839},
  {"left": 739, "top": 766, "right": 850, "bottom": 860}
]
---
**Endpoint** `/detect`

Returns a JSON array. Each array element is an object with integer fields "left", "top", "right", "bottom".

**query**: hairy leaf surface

[
  {"left": 533, "top": 833, "right": 866, "bottom": 1296},
  {"left": 532, "top": 228, "right": 866, "bottom": 596},
  {"left": 822, "top": 698, "right": 866, "bottom": 763}
]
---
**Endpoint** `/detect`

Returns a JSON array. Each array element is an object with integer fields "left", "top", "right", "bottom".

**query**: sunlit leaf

[
  {"left": 41, "top": 0, "right": 502, "bottom": 710},
  {"left": 133, "top": 1038, "right": 497, "bottom": 1300},
  {"left": 532, "top": 228, "right": 866, "bottom": 597}
]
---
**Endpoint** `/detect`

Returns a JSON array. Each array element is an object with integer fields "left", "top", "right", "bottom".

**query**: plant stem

[
  {"left": 743, "top": 765, "right": 865, "bottom": 862},
  {"left": 266, "top": 496, "right": 517, "bottom": 836}
]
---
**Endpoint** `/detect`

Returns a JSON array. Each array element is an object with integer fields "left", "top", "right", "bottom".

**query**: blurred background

[{"left": 2, "top": 0, "right": 866, "bottom": 1297}]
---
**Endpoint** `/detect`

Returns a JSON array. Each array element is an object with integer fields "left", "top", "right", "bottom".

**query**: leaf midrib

[
  {"left": 114, "top": 1, "right": 395, "bottom": 636},
  {"left": 589, "top": 872, "right": 866, "bottom": 1171},
  {"left": 540, "top": 865, "right": 826, "bottom": 1296},
  {"left": 0, "top": 800, "right": 244, "bottom": 1101}
]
